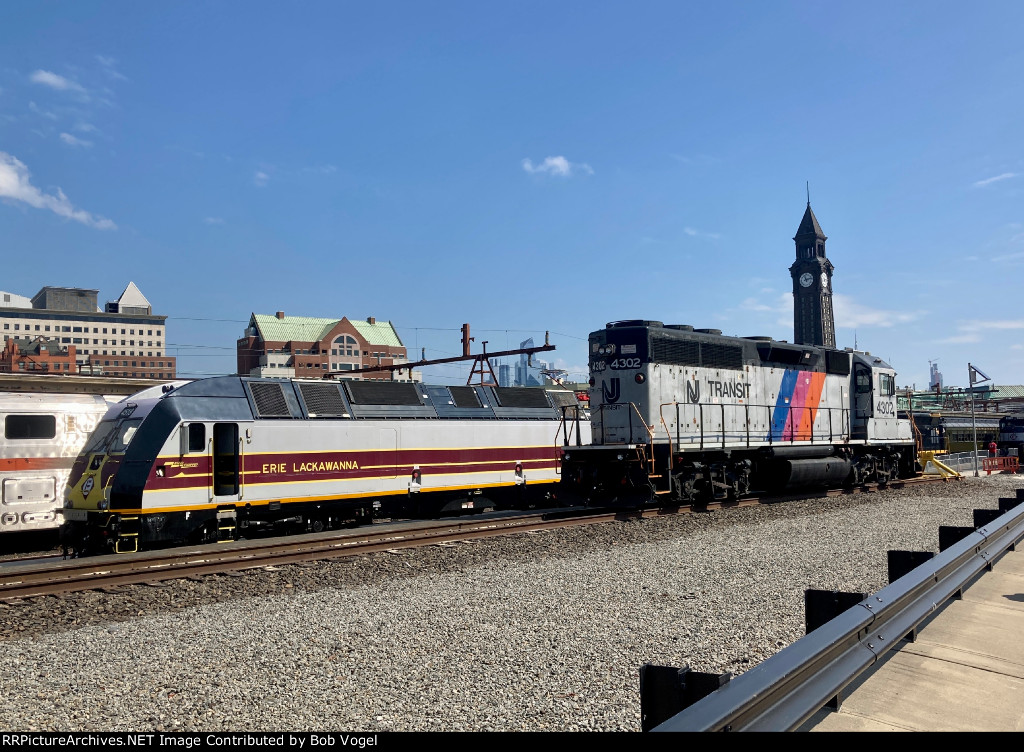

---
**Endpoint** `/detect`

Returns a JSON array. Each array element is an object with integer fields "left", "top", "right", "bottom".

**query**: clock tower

[{"left": 789, "top": 200, "right": 835, "bottom": 348}]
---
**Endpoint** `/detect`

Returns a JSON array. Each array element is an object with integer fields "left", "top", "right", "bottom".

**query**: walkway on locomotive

[
  {"left": 65, "top": 377, "right": 588, "bottom": 516},
  {"left": 587, "top": 322, "right": 910, "bottom": 450}
]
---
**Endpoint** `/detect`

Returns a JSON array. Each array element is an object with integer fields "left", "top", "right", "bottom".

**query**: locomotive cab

[{"left": 849, "top": 352, "right": 911, "bottom": 443}]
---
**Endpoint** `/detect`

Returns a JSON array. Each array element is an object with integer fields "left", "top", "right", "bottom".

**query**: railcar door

[
  {"left": 852, "top": 364, "right": 873, "bottom": 439},
  {"left": 212, "top": 423, "right": 241, "bottom": 501}
]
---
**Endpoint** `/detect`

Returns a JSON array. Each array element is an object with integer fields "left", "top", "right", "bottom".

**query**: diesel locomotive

[
  {"left": 60, "top": 376, "right": 588, "bottom": 555},
  {"left": 560, "top": 321, "right": 917, "bottom": 504}
]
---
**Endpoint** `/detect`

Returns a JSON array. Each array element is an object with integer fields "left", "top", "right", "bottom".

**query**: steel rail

[
  {"left": 651, "top": 489, "right": 1024, "bottom": 732},
  {"left": 0, "top": 509, "right": 630, "bottom": 601},
  {"left": 0, "top": 475, "right": 953, "bottom": 602}
]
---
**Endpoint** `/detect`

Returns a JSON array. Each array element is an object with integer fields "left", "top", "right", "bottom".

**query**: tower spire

[{"left": 789, "top": 196, "right": 835, "bottom": 349}]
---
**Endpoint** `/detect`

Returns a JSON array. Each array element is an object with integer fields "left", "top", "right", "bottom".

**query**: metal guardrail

[{"left": 648, "top": 488, "right": 1024, "bottom": 732}]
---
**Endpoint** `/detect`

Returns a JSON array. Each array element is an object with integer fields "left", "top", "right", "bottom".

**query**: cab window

[
  {"left": 188, "top": 423, "right": 206, "bottom": 452},
  {"left": 109, "top": 419, "right": 143, "bottom": 454},
  {"left": 83, "top": 421, "right": 117, "bottom": 454},
  {"left": 879, "top": 373, "right": 895, "bottom": 396}
]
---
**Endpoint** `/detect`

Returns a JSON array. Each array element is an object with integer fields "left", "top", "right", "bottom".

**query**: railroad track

[{"left": 0, "top": 475, "right": 954, "bottom": 602}]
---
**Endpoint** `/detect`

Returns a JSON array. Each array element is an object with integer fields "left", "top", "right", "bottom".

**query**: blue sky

[{"left": 1, "top": 2, "right": 1022, "bottom": 389}]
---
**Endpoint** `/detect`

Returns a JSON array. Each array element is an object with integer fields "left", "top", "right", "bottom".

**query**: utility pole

[{"left": 968, "top": 362, "right": 992, "bottom": 477}]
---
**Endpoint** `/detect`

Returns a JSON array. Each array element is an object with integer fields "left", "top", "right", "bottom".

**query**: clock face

[
  {"left": 799, "top": 272, "right": 813, "bottom": 288},
  {"left": 820, "top": 272, "right": 829, "bottom": 289}
]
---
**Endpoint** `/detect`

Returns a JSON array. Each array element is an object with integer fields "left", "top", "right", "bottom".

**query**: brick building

[
  {"left": 237, "top": 312, "right": 419, "bottom": 381},
  {"left": 0, "top": 338, "right": 78, "bottom": 374},
  {"left": 0, "top": 282, "right": 176, "bottom": 379}
]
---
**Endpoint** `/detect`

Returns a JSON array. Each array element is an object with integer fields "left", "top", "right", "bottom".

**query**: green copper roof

[
  {"left": 350, "top": 319, "right": 404, "bottom": 348},
  {"left": 251, "top": 313, "right": 405, "bottom": 348},
  {"left": 252, "top": 314, "right": 337, "bottom": 343}
]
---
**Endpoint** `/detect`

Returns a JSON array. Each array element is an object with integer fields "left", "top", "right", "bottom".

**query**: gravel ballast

[{"left": 1, "top": 474, "right": 1021, "bottom": 732}]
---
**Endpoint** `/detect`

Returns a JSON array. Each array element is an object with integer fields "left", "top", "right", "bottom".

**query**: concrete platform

[{"left": 803, "top": 547, "right": 1024, "bottom": 732}]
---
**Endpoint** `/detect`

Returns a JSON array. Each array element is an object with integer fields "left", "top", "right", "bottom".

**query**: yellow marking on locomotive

[
  {"left": 97, "top": 479, "right": 557, "bottom": 515},
  {"left": 147, "top": 463, "right": 560, "bottom": 492}
]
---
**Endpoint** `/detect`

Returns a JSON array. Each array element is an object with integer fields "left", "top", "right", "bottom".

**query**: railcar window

[
  {"left": 879, "top": 373, "right": 896, "bottom": 397},
  {"left": 188, "top": 423, "right": 206, "bottom": 452},
  {"left": 4, "top": 414, "right": 57, "bottom": 440},
  {"left": 109, "top": 419, "right": 143, "bottom": 454}
]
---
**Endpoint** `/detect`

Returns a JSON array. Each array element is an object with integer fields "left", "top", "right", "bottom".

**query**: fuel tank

[{"left": 773, "top": 457, "right": 852, "bottom": 489}]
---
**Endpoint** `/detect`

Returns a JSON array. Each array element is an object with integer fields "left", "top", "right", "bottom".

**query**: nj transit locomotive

[
  {"left": 1, "top": 392, "right": 121, "bottom": 536},
  {"left": 999, "top": 415, "right": 1024, "bottom": 457},
  {"left": 560, "top": 321, "right": 916, "bottom": 504},
  {"left": 61, "top": 377, "right": 588, "bottom": 555}
]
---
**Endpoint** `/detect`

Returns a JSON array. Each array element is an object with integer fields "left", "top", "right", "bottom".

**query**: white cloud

[
  {"left": 972, "top": 172, "right": 1017, "bottom": 188},
  {"left": 30, "top": 69, "right": 87, "bottom": 94},
  {"left": 59, "top": 132, "right": 92, "bottom": 148},
  {"left": 95, "top": 55, "right": 128, "bottom": 81},
  {"left": 833, "top": 294, "right": 924, "bottom": 329},
  {"left": 739, "top": 296, "right": 779, "bottom": 313},
  {"left": 683, "top": 226, "right": 721, "bottom": 240},
  {"left": 254, "top": 170, "right": 269, "bottom": 187},
  {"left": 28, "top": 101, "right": 58, "bottom": 121},
  {"left": 522, "top": 156, "right": 593, "bottom": 177},
  {"left": 934, "top": 318, "right": 1024, "bottom": 344},
  {"left": 0, "top": 151, "right": 115, "bottom": 230},
  {"left": 204, "top": 217, "right": 225, "bottom": 225},
  {"left": 992, "top": 251, "right": 1024, "bottom": 263},
  {"left": 956, "top": 319, "right": 1024, "bottom": 332}
]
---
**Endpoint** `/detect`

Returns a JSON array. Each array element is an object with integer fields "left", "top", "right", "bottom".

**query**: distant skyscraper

[
  {"left": 514, "top": 337, "right": 548, "bottom": 386},
  {"left": 929, "top": 362, "right": 943, "bottom": 390},
  {"left": 498, "top": 363, "right": 512, "bottom": 387}
]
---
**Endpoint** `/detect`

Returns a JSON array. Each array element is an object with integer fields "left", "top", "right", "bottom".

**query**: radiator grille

[
  {"left": 650, "top": 337, "right": 743, "bottom": 370},
  {"left": 448, "top": 386, "right": 481, "bottom": 408},
  {"left": 493, "top": 387, "right": 551, "bottom": 408},
  {"left": 701, "top": 343, "right": 744, "bottom": 370},
  {"left": 249, "top": 382, "right": 292, "bottom": 418},
  {"left": 650, "top": 337, "right": 700, "bottom": 366},
  {"left": 298, "top": 382, "right": 349, "bottom": 417},
  {"left": 825, "top": 350, "right": 851, "bottom": 375},
  {"left": 344, "top": 381, "right": 421, "bottom": 406}
]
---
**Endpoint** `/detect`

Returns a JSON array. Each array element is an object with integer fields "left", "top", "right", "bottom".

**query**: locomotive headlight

[
  {"left": 98, "top": 499, "right": 109, "bottom": 511},
  {"left": 605, "top": 344, "right": 616, "bottom": 355},
  {"left": 616, "top": 454, "right": 625, "bottom": 461},
  {"left": 598, "top": 345, "right": 607, "bottom": 355}
]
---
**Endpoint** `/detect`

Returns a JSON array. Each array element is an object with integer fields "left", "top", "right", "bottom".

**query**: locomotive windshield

[
  {"left": 81, "top": 417, "right": 143, "bottom": 456},
  {"left": 109, "top": 419, "right": 143, "bottom": 454},
  {"left": 82, "top": 421, "right": 117, "bottom": 455}
]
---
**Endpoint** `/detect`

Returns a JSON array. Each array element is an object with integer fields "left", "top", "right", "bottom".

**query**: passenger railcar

[
  {"left": 61, "top": 377, "right": 589, "bottom": 555},
  {"left": 0, "top": 392, "right": 120, "bottom": 536},
  {"left": 560, "top": 321, "right": 917, "bottom": 504}
]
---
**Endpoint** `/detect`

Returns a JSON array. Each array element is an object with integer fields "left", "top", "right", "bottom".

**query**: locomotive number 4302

[{"left": 609, "top": 357, "right": 641, "bottom": 370}]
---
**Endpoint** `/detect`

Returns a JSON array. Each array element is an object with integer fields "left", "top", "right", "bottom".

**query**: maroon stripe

[{"left": 145, "top": 449, "right": 561, "bottom": 491}]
